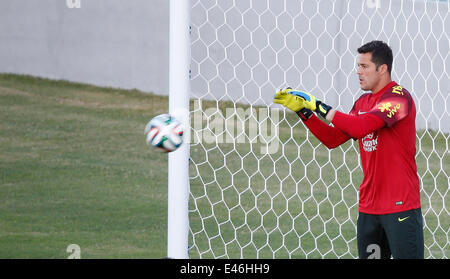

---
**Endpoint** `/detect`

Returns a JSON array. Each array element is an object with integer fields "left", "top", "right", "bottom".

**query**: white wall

[
  {"left": 0, "top": 0, "right": 169, "bottom": 95},
  {"left": 0, "top": 0, "right": 448, "bottom": 132}
]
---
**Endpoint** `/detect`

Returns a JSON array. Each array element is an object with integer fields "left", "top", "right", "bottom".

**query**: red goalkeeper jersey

[{"left": 348, "top": 81, "right": 421, "bottom": 214}]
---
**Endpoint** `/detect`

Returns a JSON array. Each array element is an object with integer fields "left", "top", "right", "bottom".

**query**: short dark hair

[{"left": 357, "top": 40, "right": 393, "bottom": 74}]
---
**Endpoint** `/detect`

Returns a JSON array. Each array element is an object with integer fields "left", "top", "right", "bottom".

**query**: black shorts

[{"left": 357, "top": 208, "right": 424, "bottom": 259}]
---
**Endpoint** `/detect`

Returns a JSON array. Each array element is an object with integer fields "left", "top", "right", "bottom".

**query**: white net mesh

[{"left": 188, "top": 0, "right": 449, "bottom": 258}]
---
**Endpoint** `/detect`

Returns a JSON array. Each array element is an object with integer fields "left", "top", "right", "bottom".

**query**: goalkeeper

[{"left": 274, "top": 41, "right": 423, "bottom": 259}]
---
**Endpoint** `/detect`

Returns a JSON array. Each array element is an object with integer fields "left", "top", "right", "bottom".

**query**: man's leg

[
  {"left": 357, "top": 212, "right": 391, "bottom": 259},
  {"left": 381, "top": 208, "right": 424, "bottom": 259}
]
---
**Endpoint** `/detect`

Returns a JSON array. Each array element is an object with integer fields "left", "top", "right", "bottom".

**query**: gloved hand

[
  {"left": 287, "top": 89, "right": 333, "bottom": 118},
  {"left": 273, "top": 88, "right": 306, "bottom": 112},
  {"left": 277, "top": 87, "right": 332, "bottom": 118}
]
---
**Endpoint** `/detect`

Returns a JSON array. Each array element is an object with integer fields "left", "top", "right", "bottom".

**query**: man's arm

[
  {"left": 273, "top": 88, "right": 384, "bottom": 148},
  {"left": 326, "top": 109, "right": 385, "bottom": 138},
  {"left": 325, "top": 109, "right": 337, "bottom": 122},
  {"left": 280, "top": 89, "right": 385, "bottom": 139},
  {"left": 302, "top": 113, "right": 351, "bottom": 149}
]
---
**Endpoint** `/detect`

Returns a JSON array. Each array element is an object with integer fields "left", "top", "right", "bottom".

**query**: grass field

[
  {"left": 0, "top": 74, "right": 169, "bottom": 258},
  {"left": 0, "top": 74, "right": 448, "bottom": 258}
]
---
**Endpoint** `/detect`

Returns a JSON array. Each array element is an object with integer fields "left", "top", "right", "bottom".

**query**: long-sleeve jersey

[{"left": 303, "top": 81, "right": 421, "bottom": 214}]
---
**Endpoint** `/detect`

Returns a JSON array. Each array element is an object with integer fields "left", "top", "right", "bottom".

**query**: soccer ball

[{"left": 144, "top": 114, "right": 184, "bottom": 152}]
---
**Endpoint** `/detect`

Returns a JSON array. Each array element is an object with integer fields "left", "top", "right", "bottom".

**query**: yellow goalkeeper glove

[
  {"left": 273, "top": 88, "right": 306, "bottom": 112},
  {"left": 285, "top": 89, "right": 332, "bottom": 118}
]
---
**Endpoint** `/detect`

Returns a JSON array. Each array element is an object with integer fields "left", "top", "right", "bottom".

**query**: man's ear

[{"left": 378, "top": 64, "right": 388, "bottom": 75}]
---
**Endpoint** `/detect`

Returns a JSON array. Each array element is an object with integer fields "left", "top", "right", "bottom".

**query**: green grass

[
  {"left": 0, "top": 74, "right": 169, "bottom": 258},
  {"left": 0, "top": 74, "right": 448, "bottom": 258}
]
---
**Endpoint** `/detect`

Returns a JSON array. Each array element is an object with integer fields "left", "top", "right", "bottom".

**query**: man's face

[{"left": 357, "top": 52, "right": 380, "bottom": 91}]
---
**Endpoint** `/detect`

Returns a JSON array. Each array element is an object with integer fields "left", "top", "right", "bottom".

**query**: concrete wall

[
  {"left": 0, "top": 0, "right": 169, "bottom": 94},
  {"left": 0, "top": 0, "right": 448, "bottom": 131}
]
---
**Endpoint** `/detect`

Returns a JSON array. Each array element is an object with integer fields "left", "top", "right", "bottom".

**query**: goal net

[{"left": 187, "top": 0, "right": 449, "bottom": 258}]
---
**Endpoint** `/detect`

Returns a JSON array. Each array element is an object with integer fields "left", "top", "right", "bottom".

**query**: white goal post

[
  {"left": 168, "top": 0, "right": 191, "bottom": 259},
  {"left": 169, "top": 0, "right": 449, "bottom": 259}
]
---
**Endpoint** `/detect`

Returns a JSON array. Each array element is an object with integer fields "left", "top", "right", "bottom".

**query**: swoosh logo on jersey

[
  {"left": 358, "top": 110, "right": 368, "bottom": 115},
  {"left": 398, "top": 216, "right": 410, "bottom": 222}
]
